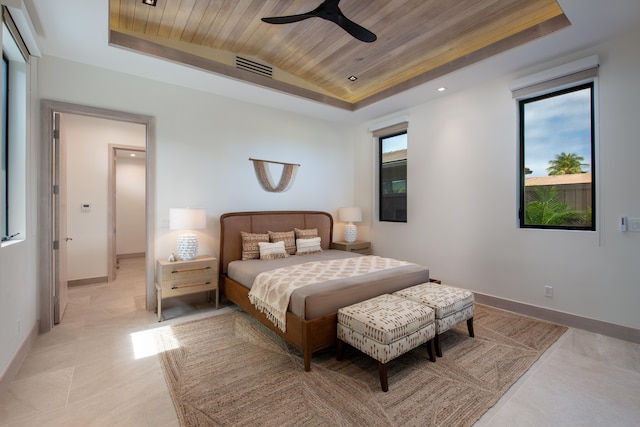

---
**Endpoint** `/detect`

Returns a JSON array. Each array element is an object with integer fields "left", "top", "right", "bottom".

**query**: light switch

[{"left": 81, "top": 203, "right": 91, "bottom": 213}]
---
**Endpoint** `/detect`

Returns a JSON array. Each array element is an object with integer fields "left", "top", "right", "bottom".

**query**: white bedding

[{"left": 248, "top": 255, "right": 413, "bottom": 332}]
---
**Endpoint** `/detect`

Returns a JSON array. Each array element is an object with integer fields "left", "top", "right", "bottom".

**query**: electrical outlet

[
  {"left": 544, "top": 286, "right": 553, "bottom": 298},
  {"left": 629, "top": 218, "right": 640, "bottom": 232}
]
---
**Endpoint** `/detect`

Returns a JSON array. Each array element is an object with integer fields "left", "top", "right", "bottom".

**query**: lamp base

[
  {"left": 343, "top": 224, "right": 358, "bottom": 243},
  {"left": 177, "top": 233, "right": 199, "bottom": 260}
]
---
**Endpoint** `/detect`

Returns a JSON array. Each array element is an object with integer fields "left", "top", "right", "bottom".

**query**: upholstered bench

[
  {"left": 336, "top": 293, "right": 436, "bottom": 392},
  {"left": 394, "top": 282, "right": 474, "bottom": 357}
]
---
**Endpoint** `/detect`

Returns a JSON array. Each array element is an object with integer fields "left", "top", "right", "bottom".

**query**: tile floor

[{"left": 1, "top": 257, "right": 639, "bottom": 426}]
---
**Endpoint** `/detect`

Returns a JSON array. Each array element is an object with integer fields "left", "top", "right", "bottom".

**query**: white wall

[
  {"left": 355, "top": 27, "right": 640, "bottom": 330},
  {"left": 0, "top": 50, "right": 38, "bottom": 385},
  {"left": 62, "top": 114, "right": 145, "bottom": 280},
  {"left": 37, "top": 55, "right": 356, "bottom": 262},
  {"left": 116, "top": 155, "right": 145, "bottom": 255}
]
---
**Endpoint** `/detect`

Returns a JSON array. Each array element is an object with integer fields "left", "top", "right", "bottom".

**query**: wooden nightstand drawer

[
  {"left": 158, "top": 258, "right": 216, "bottom": 281},
  {"left": 160, "top": 275, "right": 217, "bottom": 298}
]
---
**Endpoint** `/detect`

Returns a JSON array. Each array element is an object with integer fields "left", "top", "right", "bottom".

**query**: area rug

[{"left": 155, "top": 304, "right": 567, "bottom": 426}]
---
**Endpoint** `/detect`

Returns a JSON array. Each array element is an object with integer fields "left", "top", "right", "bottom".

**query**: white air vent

[{"left": 235, "top": 56, "right": 273, "bottom": 78}]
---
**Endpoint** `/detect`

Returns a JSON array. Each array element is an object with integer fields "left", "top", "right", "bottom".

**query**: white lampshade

[
  {"left": 169, "top": 208, "right": 206, "bottom": 260},
  {"left": 338, "top": 207, "right": 362, "bottom": 223},
  {"left": 169, "top": 208, "right": 206, "bottom": 231},
  {"left": 338, "top": 207, "right": 362, "bottom": 243}
]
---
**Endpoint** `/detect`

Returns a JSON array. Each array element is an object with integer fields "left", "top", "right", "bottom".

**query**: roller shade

[
  {"left": 371, "top": 121, "right": 408, "bottom": 138},
  {"left": 2, "top": 7, "right": 30, "bottom": 63},
  {"left": 510, "top": 55, "right": 599, "bottom": 99}
]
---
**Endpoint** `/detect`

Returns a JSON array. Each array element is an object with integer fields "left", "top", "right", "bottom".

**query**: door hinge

[
  {"left": 53, "top": 240, "right": 59, "bottom": 250},
  {"left": 53, "top": 185, "right": 59, "bottom": 195},
  {"left": 53, "top": 129, "right": 60, "bottom": 139}
]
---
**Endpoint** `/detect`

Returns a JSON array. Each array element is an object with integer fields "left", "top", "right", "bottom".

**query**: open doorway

[
  {"left": 61, "top": 115, "right": 147, "bottom": 287},
  {"left": 39, "top": 100, "right": 156, "bottom": 333},
  {"left": 109, "top": 146, "right": 146, "bottom": 281}
]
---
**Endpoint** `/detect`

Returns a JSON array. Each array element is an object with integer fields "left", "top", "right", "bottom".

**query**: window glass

[
  {"left": 519, "top": 82, "right": 594, "bottom": 230},
  {"left": 1, "top": 54, "right": 7, "bottom": 238},
  {"left": 1, "top": 16, "right": 28, "bottom": 244},
  {"left": 379, "top": 131, "right": 407, "bottom": 222}
]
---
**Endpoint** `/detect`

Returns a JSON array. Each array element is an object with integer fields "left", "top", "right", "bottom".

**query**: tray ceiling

[{"left": 109, "top": 0, "right": 570, "bottom": 110}]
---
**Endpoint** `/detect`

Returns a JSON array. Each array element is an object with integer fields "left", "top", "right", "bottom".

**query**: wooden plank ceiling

[{"left": 109, "top": 0, "right": 569, "bottom": 110}]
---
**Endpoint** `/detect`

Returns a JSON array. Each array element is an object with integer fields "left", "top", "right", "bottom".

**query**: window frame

[
  {"left": 518, "top": 81, "right": 596, "bottom": 231},
  {"left": 1, "top": 8, "right": 29, "bottom": 245},
  {"left": 1, "top": 53, "right": 7, "bottom": 238},
  {"left": 378, "top": 129, "right": 408, "bottom": 223}
]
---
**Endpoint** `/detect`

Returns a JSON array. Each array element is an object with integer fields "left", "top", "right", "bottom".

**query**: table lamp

[
  {"left": 169, "top": 207, "right": 206, "bottom": 260},
  {"left": 339, "top": 207, "right": 362, "bottom": 243}
]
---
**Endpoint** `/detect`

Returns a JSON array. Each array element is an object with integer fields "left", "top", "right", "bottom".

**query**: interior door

[
  {"left": 53, "top": 112, "right": 68, "bottom": 323},
  {"left": 110, "top": 149, "right": 117, "bottom": 281}
]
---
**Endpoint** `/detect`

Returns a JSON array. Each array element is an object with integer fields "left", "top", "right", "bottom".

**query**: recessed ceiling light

[
  {"left": 142, "top": 0, "right": 157, "bottom": 6},
  {"left": 130, "top": 153, "right": 136, "bottom": 157},
  {"left": 438, "top": 87, "right": 447, "bottom": 92},
  {"left": 348, "top": 75, "right": 358, "bottom": 82}
]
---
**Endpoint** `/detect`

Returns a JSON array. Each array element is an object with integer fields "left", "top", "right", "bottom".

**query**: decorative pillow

[
  {"left": 258, "top": 241, "right": 289, "bottom": 260},
  {"left": 240, "top": 231, "right": 269, "bottom": 260},
  {"left": 296, "top": 237, "right": 322, "bottom": 255},
  {"left": 268, "top": 230, "right": 296, "bottom": 255},
  {"left": 294, "top": 228, "right": 318, "bottom": 239}
]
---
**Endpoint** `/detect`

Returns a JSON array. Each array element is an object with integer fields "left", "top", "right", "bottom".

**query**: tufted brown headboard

[{"left": 219, "top": 211, "right": 333, "bottom": 274}]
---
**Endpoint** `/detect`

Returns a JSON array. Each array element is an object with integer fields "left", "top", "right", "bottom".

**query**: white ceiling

[{"left": 23, "top": 0, "right": 640, "bottom": 124}]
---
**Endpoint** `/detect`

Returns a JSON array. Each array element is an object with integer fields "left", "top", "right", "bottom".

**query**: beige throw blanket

[{"left": 248, "top": 256, "right": 411, "bottom": 332}]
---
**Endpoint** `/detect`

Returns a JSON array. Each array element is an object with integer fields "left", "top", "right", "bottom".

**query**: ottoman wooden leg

[
  {"left": 426, "top": 338, "right": 436, "bottom": 362},
  {"left": 378, "top": 362, "right": 389, "bottom": 392},
  {"left": 336, "top": 339, "right": 344, "bottom": 361},
  {"left": 435, "top": 334, "right": 443, "bottom": 357},
  {"left": 467, "top": 317, "right": 475, "bottom": 337}
]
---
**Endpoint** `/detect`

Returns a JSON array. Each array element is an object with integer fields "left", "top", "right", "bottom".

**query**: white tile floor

[{"left": 1, "top": 257, "right": 639, "bottom": 426}]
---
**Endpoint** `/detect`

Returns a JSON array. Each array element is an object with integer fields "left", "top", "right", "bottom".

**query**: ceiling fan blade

[
  {"left": 337, "top": 15, "right": 377, "bottom": 43},
  {"left": 261, "top": 14, "right": 314, "bottom": 25},
  {"left": 261, "top": 0, "right": 376, "bottom": 43}
]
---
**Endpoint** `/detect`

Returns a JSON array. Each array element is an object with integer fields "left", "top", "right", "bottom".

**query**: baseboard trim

[
  {"left": 117, "top": 252, "right": 145, "bottom": 260},
  {"left": 0, "top": 321, "right": 38, "bottom": 396},
  {"left": 475, "top": 293, "right": 640, "bottom": 344},
  {"left": 68, "top": 276, "right": 108, "bottom": 287}
]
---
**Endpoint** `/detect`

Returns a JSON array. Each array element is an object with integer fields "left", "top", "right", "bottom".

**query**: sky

[
  {"left": 381, "top": 133, "right": 407, "bottom": 153},
  {"left": 523, "top": 87, "right": 592, "bottom": 177}
]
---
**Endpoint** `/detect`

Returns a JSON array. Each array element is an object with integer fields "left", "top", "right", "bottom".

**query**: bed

[{"left": 219, "top": 210, "right": 430, "bottom": 371}]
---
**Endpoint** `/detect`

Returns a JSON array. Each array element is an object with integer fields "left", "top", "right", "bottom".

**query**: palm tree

[
  {"left": 525, "top": 186, "right": 585, "bottom": 226},
  {"left": 546, "top": 152, "right": 588, "bottom": 175}
]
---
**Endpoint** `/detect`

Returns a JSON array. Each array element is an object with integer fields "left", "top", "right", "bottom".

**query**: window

[
  {"left": 1, "top": 8, "right": 28, "bottom": 243},
  {"left": 378, "top": 128, "right": 407, "bottom": 222},
  {"left": 519, "top": 82, "right": 595, "bottom": 230},
  {"left": 1, "top": 54, "right": 7, "bottom": 238}
]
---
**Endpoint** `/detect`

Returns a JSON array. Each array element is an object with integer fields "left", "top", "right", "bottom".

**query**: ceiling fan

[{"left": 261, "top": 0, "right": 377, "bottom": 43}]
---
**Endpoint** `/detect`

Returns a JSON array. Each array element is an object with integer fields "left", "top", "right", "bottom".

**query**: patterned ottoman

[
  {"left": 394, "top": 282, "right": 474, "bottom": 357},
  {"left": 336, "top": 294, "right": 436, "bottom": 392}
]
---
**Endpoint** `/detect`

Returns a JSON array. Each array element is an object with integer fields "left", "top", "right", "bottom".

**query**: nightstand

[
  {"left": 155, "top": 255, "right": 218, "bottom": 321},
  {"left": 330, "top": 240, "right": 372, "bottom": 255}
]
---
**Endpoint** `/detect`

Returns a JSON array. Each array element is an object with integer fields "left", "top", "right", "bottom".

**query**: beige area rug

[{"left": 155, "top": 305, "right": 567, "bottom": 426}]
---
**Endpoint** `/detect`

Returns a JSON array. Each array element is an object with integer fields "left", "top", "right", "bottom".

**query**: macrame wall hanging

[{"left": 249, "top": 157, "right": 300, "bottom": 193}]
